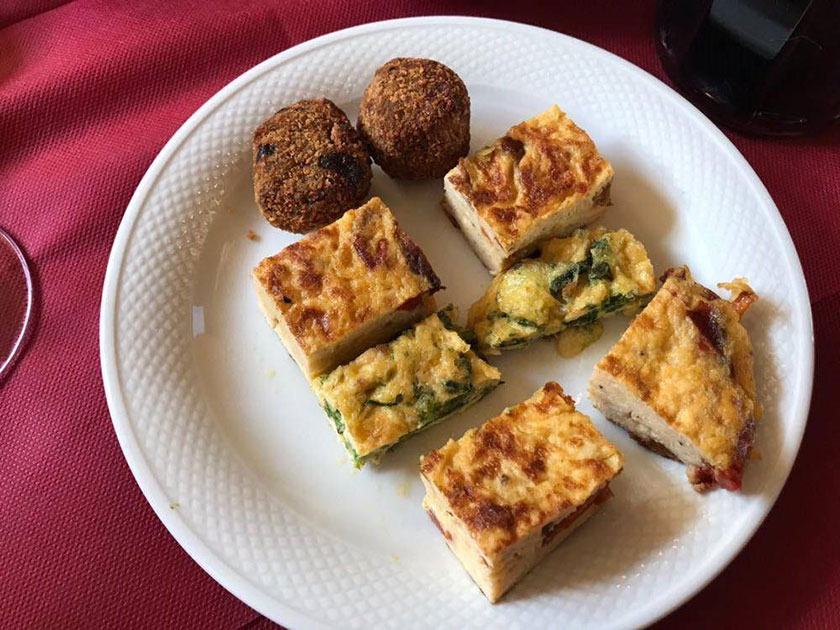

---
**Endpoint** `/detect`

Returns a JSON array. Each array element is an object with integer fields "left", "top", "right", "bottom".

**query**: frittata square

[
  {"left": 468, "top": 226, "right": 656, "bottom": 353},
  {"left": 589, "top": 266, "right": 759, "bottom": 492},
  {"left": 253, "top": 197, "right": 441, "bottom": 379},
  {"left": 420, "top": 382, "right": 623, "bottom": 603},
  {"left": 313, "top": 307, "right": 502, "bottom": 467},
  {"left": 443, "top": 105, "right": 614, "bottom": 275}
]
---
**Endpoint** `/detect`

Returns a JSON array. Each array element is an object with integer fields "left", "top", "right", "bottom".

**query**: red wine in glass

[
  {"left": 0, "top": 228, "right": 33, "bottom": 380},
  {"left": 656, "top": 0, "right": 840, "bottom": 136}
]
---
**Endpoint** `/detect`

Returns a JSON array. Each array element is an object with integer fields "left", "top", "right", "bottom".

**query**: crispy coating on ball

[
  {"left": 253, "top": 98, "right": 372, "bottom": 233},
  {"left": 357, "top": 58, "right": 470, "bottom": 180}
]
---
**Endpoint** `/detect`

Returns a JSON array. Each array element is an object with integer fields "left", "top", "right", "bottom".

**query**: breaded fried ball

[
  {"left": 357, "top": 58, "right": 470, "bottom": 179},
  {"left": 253, "top": 98, "right": 372, "bottom": 233}
]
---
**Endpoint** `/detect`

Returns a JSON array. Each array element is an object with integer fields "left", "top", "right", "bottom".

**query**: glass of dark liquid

[{"left": 656, "top": 0, "right": 840, "bottom": 136}]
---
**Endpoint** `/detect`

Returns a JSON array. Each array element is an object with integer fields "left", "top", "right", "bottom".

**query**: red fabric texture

[{"left": 0, "top": 1, "right": 837, "bottom": 628}]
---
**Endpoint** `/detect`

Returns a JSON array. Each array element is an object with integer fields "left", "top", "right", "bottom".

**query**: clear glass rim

[{"left": 0, "top": 227, "right": 34, "bottom": 380}]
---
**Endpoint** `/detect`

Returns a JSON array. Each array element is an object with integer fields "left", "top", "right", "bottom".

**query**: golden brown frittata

[
  {"left": 589, "top": 266, "right": 759, "bottom": 492},
  {"left": 420, "top": 382, "right": 623, "bottom": 602},
  {"left": 443, "top": 106, "right": 614, "bottom": 274},
  {"left": 253, "top": 197, "right": 441, "bottom": 379}
]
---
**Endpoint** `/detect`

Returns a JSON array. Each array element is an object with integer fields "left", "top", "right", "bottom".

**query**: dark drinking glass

[{"left": 656, "top": 0, "right": 840, "bottom": 136}]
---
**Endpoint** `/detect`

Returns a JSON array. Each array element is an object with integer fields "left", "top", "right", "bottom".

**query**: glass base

[{"left": 0, "top": 228, "right": 33, "bottom": 380}]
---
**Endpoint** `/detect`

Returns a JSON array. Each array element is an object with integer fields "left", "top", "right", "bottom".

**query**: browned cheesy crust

[
  {"left": 444, "top": 106, "right": 614, "bottom": 274},
  {"left": 590, "top": 266, "right": 758, "bottom": 492},
  {"left": 420, "top": 382, "right": 623, "bottom": 602},
  {"left": 253, "top": 197, "right": 441, "bottom": 378}
]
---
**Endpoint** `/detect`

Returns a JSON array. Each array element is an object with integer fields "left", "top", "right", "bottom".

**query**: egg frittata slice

[
  {"left": 313, "top": 307, "right": 501, "bottom": 467},
  {"left": 253, "top": 197, "right": 441, "bottom": 379},
  {"left": 468, "top": 226, "right": 655, "bottom": 353},
  {"left": 589, "top": 266, "right": 759, "bottom": 492},
  {"left": 420, "top": 382, "right": 623, "bottom": 603},
  {"left": 443, "top": 105, "right": 614, "bottom": 275}
]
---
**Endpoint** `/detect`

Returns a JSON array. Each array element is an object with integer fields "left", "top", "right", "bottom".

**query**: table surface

[{"left": 1, "top": 1, "right": 838, "bottom": 628}]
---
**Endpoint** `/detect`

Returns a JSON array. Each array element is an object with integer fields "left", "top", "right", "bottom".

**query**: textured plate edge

[{"left": 98, "top": 15, "right": 815, "bottom": 630}]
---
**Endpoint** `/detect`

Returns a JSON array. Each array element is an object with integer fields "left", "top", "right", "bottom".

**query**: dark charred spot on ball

[
  {"left": 318, "top": 152, "right": 365, "bottom": 185},
  {"left": 256, "top": 143, "right": 276, "bottom": 161}
]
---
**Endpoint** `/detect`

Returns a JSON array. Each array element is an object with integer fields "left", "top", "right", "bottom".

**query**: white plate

[{"left": 100, "top": 17, "right": 814, "bottom": 630}]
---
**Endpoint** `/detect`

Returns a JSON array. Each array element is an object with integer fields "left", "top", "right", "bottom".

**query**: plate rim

[{"left": 99, "top": 15, "right": 815, "bottom": 629}]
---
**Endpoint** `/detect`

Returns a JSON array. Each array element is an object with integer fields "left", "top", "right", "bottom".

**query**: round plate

[{"left": 100, "top": 17, "right": 813, "bottom": 630}]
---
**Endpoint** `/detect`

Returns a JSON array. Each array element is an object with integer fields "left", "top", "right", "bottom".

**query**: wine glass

[{"left": 0, "top": 227, "right": 33, "bottom": 380}]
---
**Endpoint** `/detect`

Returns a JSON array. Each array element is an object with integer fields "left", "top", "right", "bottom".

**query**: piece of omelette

[
  {"left": 468, "top": 226, "right": 656, "bottom": 354},
  {"left": 313, "top": 306, "right": 501, "bottom": 467}
]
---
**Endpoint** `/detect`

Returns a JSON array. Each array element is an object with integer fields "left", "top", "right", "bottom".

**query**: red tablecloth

[{"left": 1, "top": 1, "right": 838, "bottom": 628}]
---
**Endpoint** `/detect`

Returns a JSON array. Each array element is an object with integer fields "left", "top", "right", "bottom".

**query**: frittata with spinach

[
  {"left": 468, "top": 227, "right": 655, "bottom": 353},
  {"left": 312, "top": 306, "right": 502, "bottom": 467}
]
